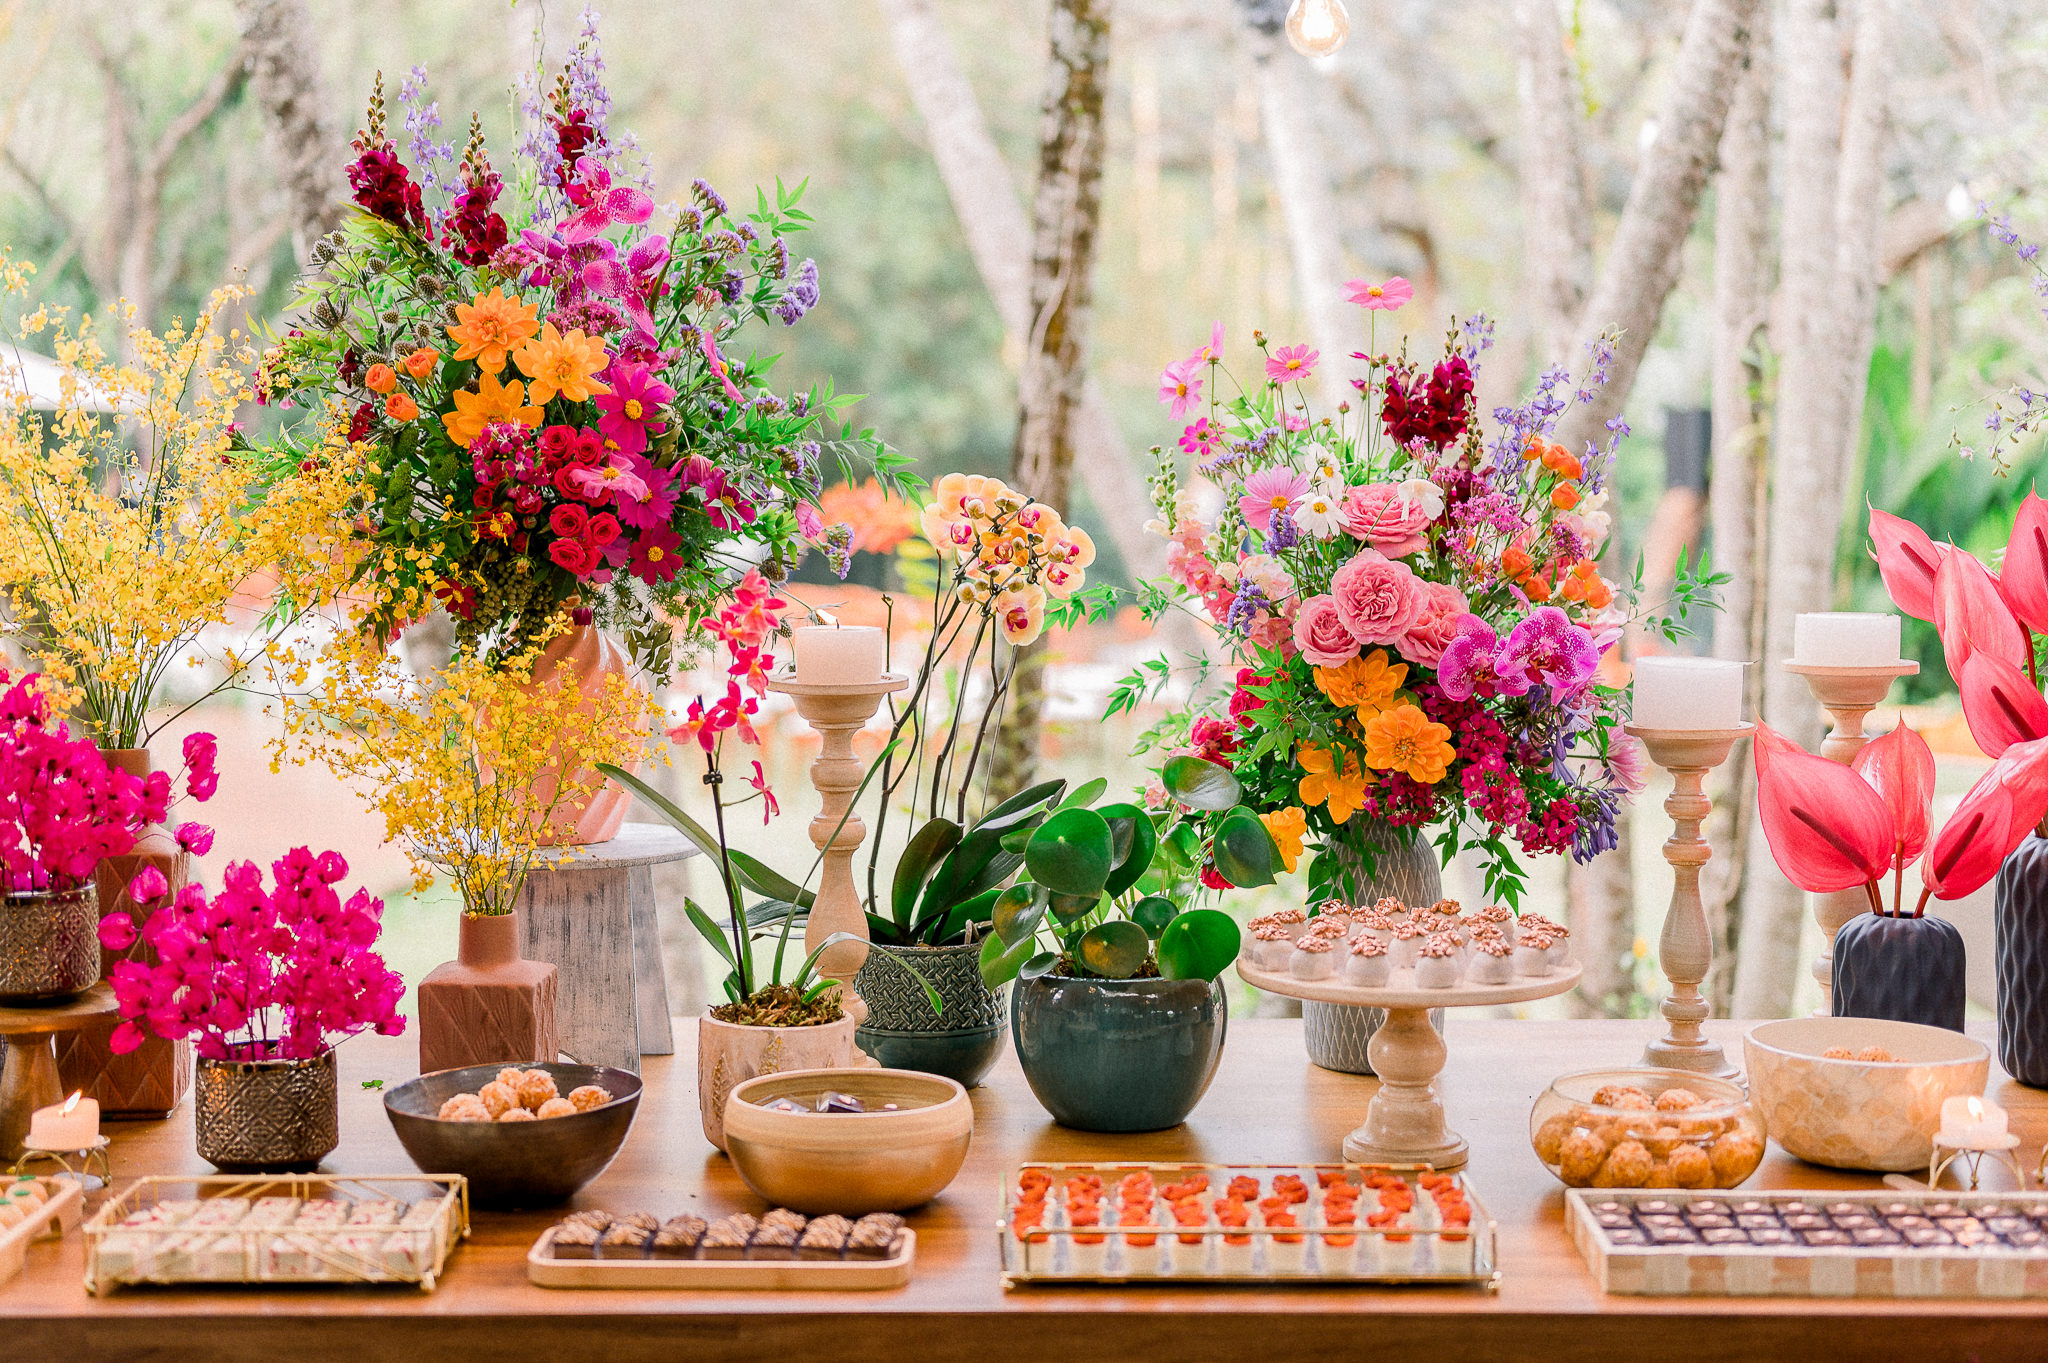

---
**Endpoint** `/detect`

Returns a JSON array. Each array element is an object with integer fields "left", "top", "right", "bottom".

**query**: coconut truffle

[
  {"left": 438, "top": 1093, "right": 491, "bottom": 1122},
  {"left": 536, "top": 1097, "right": 578, "bottom": 1120},
  {"left": 496, "top": 1107, "right": 538, "bottom": 1123},
  {"left": 568, "top": 1085, "right": 612, "bottom": 1113},
  {"left": 478, "top": 1080, "right": 518, "bottom": 1118},
  {"left": 516, "top": 1070, "right": 560, "bottom": 1111}
]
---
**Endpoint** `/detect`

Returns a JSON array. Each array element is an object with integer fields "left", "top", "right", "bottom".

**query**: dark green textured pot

[
  {"left": 854, "top": 940, "right": 1007, "bottom": 1088},
  {"left": 1011, "top": 974, "right": 1227, "bottom": 1132}
]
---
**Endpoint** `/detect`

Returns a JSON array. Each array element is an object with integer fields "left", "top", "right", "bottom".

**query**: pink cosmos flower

[
  {"left": 700, "top": 331, "right": 746, "bottom": 403},
  {"left": 1330, "top": 548, "right": 1425, "bottom": 646},
  {"left": 1282, "top": 414, "right": 1309, "bottom": 431},
  {"left": 1496, "top": 606, "right": 1600, "bottom": 694},
  {"left": 1191, "top": 320, "right": 1226, "bottom": 364},
  {"left": 1394, "top": 581, "right": 1470, "bottom": 668},
  {"left": 1339, "top": 483, "right": 1432, "bottom": 557},
  {"left": 567, "top": 452, "right": 650, "bottom": 507},
  {"left": 1239, "top": 467, "right": 1308, "bottom": 533},
  {"left": 614, "top": 458, "right": 679, "bottom": 530},
  {"left": 1266, "top": 345, "right": 1319, "bottom": 383},
  {"left": 1292, "top": 593, "right": 1361, "bottom": 667},
  {"left": 1179, "top": 417, "right": 1220, "bottom": 459},
  {"left": 684, "top": 455, "right": 757, "bottom": 530},
  {"left": 593, "top": 361, "right": 674, "bottom": 456},
  {"left": 1345, "top": 276, "right": 1414, "bottom": 311},
  {"left": 1159, "top": 358, "right": 1204, "bottom": 418}
]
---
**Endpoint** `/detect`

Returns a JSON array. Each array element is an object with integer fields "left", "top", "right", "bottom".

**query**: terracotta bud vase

[
  {"left": 54, "top": 747, "right": 194, "bottom": 1117},
  {"left": 527, "top": 623, "right": 642, "bottom": 847},
  {"left": 416, "top": 911, "right": 562, "bottom": 1074}
]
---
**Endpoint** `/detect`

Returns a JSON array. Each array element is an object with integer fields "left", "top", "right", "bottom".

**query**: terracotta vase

[
  {"left": 53, "top": 747, "right": 193, "bottom": 1117},
  {"left": 526, "top": 624, "right": 641, "bottom": 847},
  {"left": 416, "top": 911, "right": 562, "bottom": 1074},
  {"left": 697, "top": 1012, "right": 857, "bottom": 1152}
]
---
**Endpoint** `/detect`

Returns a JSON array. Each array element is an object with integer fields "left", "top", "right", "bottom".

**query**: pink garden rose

[
  {"left": 1292, "top": 594, "right": 1361, "bottom": 667},
  {"left": 1339, "top": 483, "right": 1432, "bottom": 558},
  {"left": 1330, "top": 548, "right": 1424, "bottom": 646},
  {"left": 1394, "top": 581, "right": 1469, "bottom": 668}
]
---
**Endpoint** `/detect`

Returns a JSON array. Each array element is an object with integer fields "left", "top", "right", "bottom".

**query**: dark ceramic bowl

[{"left": 383, "top": 1062, "right": 641, "bottom": 1208}]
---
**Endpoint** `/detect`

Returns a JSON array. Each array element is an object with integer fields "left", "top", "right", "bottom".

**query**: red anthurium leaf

[
  {"left": 1922, "top": 734, "right": 2048, "bottom": 902},
  {"left": 1869, "top": 508, "right": 1949, "bottom": 623},
  {"left": 1753, "top": 722, "right": 1891, "bottom": 893},
  {"left": 1934, "top": 549, "right": 2028, "bottom": 680},
  {"left": 2001, "top": 492, "right": 2048, "bottom": 635},
  {"left": 1958, "top": 651, "right": 2048, "bottom": 758},
  {"left": 1850, "top": 723, "right": 1935, "bottom": 869}
]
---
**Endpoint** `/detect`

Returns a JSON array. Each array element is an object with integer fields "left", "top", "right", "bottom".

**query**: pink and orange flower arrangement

[
  {"left": 255, "top": 20, "right": 911, "bottom": 675},
  {"left": 1117, "top": 286, "right": 1693, "bottom": 901}
]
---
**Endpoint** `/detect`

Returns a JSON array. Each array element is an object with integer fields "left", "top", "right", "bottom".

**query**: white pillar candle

[
  {"left": 25, "top": 1092, "right": 97, "bottom": 1150},
  {"left": 790, "top": 625, "right": 886, "bottom": 686},
  {"left": 1630, "top": 656, "right": 1745, "bottom": 730},
  {"left": 1938, "top": 1094, "right": 2008, "bottom": 1148},
  {"left": 1793, "top": 612, "right": 1902, "bottom": 667}
]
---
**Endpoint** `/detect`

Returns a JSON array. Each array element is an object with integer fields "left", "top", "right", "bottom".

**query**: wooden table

[{"left": 8, "top": 1018, "right": 2048, "bottom": 1362}]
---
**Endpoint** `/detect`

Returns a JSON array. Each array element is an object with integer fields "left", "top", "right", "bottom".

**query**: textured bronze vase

[
  {"left": 194, "top": 1046, "right": 339, "bottom": 1173},
  {"left": 525, "top": 624, "right": 641, "bottom": 847},
  {"left": 54, "top": 747, "right": 193, "bottom": 1117},
  {"left": 416, "top": 911, "right": 562, "bottom": 1074}
]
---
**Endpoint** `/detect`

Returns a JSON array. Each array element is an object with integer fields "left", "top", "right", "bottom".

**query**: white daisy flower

[
  {"left": 1396, "top": 477, "right": 1446, "bottom": 521},
  {"left": 1294, "top": 486, "right": 1346, "bottom": 538}
]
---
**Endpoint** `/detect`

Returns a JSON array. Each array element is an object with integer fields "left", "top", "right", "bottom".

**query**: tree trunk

[
  {"left": 1551, "top": 0, "right": 1764, "bottom": 457},
  {"left": 235, "top": 0, "right": 346, "bottom": 260},
  {"left": 1512, "top": 0, "right": 1594, "bottom": 363},
  {"left": 986, "top": 0, "right": 1112, "bottom": 801},
  {"left": 1700, "top": 1, "right": 1773, "bottom": 1015}
]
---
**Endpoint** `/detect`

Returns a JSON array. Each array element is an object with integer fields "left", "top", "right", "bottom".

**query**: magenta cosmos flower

[
  {"left": 1265, "top": 344, "right": 1319, "bottom": 383},
  {"left": 684, "top": 454, "right": 757, "bottom": 531},
  {"left": 1345, "top": 276, "right": 1414, "bottom": 311},
  {"left": 1159, "top": 358, "right": 1204, "bottom": 418},
  {"left": 629, "top": 524, "right": 685, "bottom": 585},
  {"left": 594, "top": 362, "right": 674, "bottom": 456},
  {"left": 1496, "top": 606, "right": 1600, "bottom": 694},
  {"left": 1238, "top": 466, "right": 1308, "bottom": 533}
]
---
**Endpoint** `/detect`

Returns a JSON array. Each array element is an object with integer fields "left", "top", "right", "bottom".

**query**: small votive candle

[
  {"left": 1629, "top": 656, "right": 1746, "bottom": 731},
  {"left": 25, "top": 1092, "right": 98, "bottom": 1150},
  {"left": 790, "top": 624, "right": 886, "bottom": 686},
  {"left": 1938, "top": 1095, "right": 2009, "bottom": 1148},
  {"left": 1792, "top": 612, "right": 1902, "bottom": 668}
]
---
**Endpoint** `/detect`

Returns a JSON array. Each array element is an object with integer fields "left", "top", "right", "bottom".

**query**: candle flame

[
  {"left": 60, "top": 1091, "right": 81, "bottom": 1116},
  {"left": 817, "top": 610, "right": 839, "bottom": 628},
  {"left": 1968, "top": 1096, "right": 1985, "bottom": 1121}
]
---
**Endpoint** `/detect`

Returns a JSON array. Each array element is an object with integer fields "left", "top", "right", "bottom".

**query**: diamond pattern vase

[
  {"left": 194, "top": 1046, "right": 339, "bottom": 1173},
  {"left": 1832, "top": 910, "right": 1966, "bottom": 1032},
  {"left": 1995, "top": 833, "right": 2048, "bottom": 1087},
  {"left": 1301, "top": 819, "right": 1445, "bottom": 1074},
  {"left": 0, "top": 883, "right": 100, "bottom": 1004}
]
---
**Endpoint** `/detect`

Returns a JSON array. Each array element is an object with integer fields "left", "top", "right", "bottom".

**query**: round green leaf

[
  {"left": 1018, "top": 950, "right": 1059, "bottom": 982},
  {"left": 1077, "top": 920, "right": 1151, "bottom": 978},
  {"left": 1025, "top": 807, "right": 1115, "bottom": 897},
  {"left": 1048, "top": 892, "right": 1101, "bottom": 925},
  {"left": 1130, "top": 895, "right": 1177, "bottom": 939},
  {"left": 1161, "top": 755, "right": 1243, "bottom": 812},
  {"left": 1213, "top": 807, "right": 1279, "bottom": 888},
  {"left": 1158, "top": 821, "right": 1203, "bottom": 871},
  {"left": 991, "top": 884, "right": 1046, "bottom": 947},
  {"left": 978, "top": 930, "right": 1036, "bottom": 989},
  {"left": 1099, "top": 802, "right": 1159, "bottom": 899},
  {"left": 1157, "top": 908, "right": 1242, "bottom": 982},
  {"left": 1057, "top": 776, "right": 1109, "bottom": 811}
]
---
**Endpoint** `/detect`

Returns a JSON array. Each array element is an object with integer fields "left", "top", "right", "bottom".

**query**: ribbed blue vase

[{"left": 1995, "top": 834, "right": 2048, "bottom": 1087}]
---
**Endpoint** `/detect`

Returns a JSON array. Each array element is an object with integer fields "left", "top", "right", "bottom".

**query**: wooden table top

[{"left": 8, "top": 1017, "right": 2048, "bottom": 1362}]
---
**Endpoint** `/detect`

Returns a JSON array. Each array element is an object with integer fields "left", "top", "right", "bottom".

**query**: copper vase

[
  {"left": 526, "top": 624, "right": 641, "bottom": 847},
  {"left": 416, "top": 911, "right": 562, "bottom": 1074},
  {"left": 54, "top": 747, "right": 193, "bottom": 1117}
]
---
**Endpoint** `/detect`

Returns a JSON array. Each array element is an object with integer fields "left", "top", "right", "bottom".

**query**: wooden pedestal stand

[{"left": 0, "top": 984, "right": 117, "bottom": 1162}]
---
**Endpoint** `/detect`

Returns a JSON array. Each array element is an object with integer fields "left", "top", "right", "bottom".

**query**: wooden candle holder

[{"left": 1624, "top": 724, "right": 1752, "bottom": 1078}]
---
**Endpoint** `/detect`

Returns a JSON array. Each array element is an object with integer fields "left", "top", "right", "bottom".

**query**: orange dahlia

[
  {"left": 446, "top": 287, "right": 541, "bottom": 373},
  {"left": 512, "top": 323, "right": 612, "bottom": 405},
  {"left": 1361, "top": 704, "right": 1455, "bottom": 786},
  {"left": 440, "top": 370, "right": 543, "bottom": 448}
]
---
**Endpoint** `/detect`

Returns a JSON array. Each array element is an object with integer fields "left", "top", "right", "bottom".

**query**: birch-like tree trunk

[
  {"left": 1829, "top": 0, "right": 1895, "bottom": 524},
  {"left": 1700, "top": 1, "right": 1773, "bottom": 1014},
  {"left": 234, "top": 0, "right": 344, "bottom": 260},
  {"left": 1512, "top": 0, "right": 1593, "bottom": 363},
  {"left": 986, "top": 0, "right": 1113, "bottom": 800}
]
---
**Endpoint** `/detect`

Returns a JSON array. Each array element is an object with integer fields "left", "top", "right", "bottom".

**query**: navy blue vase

[
  {"left": 1011, "top": 975, "right": 1227, "bottom": 1132},
  {"left": 1832, "top": 910, "right": 1966, "bottom": 1032},
  {"left": 1995, "top": 834, "right": 2048, "bottom": 1086}
]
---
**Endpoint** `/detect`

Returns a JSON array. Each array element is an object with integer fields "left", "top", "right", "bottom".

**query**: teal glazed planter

[
  {"left": 1011, "top": 974, "right": 1228, "bottom": 1132},
  {"left": 855, "top": 941, "right": 1007, "bottom": 1089}
]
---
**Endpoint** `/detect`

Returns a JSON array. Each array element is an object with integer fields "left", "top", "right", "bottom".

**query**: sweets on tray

[
  {"left": 436, "top": 1068, "right": 615, "bottom": 1122},
  {"left": 547, "top": 1208, "right": 907, "bottom": 1263},
  {"left": 1248, "top": 898, "right": 1572, "bottom": 987}
]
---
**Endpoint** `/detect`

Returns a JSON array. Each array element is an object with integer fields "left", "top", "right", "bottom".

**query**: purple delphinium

[
  {"left": 1263, "top": 508, "right": 1299, "bottom": 554},
  {"left": 398, "top": 65, "right": 456, "bottom": 228},
  {"left": 1495, "top": 606, "right": 1599, "bottom": 696},
  {"left": 1570, "top": 785, "right": 1621, "bottom": 862},
  {"left": 1223, "top": 583, "right": 1269, "bottom": 636}
]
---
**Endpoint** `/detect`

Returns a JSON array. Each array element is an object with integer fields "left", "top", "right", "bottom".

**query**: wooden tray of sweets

[
  {"left": 999, "top": 1162, "right": 1498, "bottom": 1288},
  {"left": 527, "top": 1207, "right": 915, "bottom": 1289},
  {"left": 83, "top": 1174, "right": 468, "bottom": 1293},
  {"left": 1567, "top": 1188, "right": 2048, "bottom": 1298}
]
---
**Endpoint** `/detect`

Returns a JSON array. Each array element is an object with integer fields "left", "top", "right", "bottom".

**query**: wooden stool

[{"left": 518, "top": 824, "right": 696, "bottom": 1074}]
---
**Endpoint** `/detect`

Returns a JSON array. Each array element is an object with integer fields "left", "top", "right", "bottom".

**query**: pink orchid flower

[{"left": 560, "top": 166, "right": 655, "bottom": 244}]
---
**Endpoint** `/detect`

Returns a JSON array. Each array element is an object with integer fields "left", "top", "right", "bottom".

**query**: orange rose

[
  {"left": 1520, "top": 434, "right": 1544, "bottom": 462},
  {"left": 1524, "top": 574, "right": 1552, "bottom": 602},
  {"left": 402, "top": 347, "right": 440, "bottom": 379},
  {"left": 385, "top": 391, "right": 420, "bottom": 422},
  {"left": 364, "top": 363, "right": 397, "bottom": 394},
  {"left": 1501, "top": 546, "right": 1533, "bottom": 579},
  {"left": 1584, "top": 578, "right": 1614, "bottom": 610},
  {"left": 1551, "top": 484, "right": 1580, "bottom": 511}
]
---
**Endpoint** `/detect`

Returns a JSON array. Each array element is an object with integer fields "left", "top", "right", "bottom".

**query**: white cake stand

[{"left": 1238, "top": 958, "right": 1582, "bottom": 1170}]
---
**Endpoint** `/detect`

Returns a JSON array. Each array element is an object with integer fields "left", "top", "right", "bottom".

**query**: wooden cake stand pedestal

[
  {"left": 0, "top": 984, "right": 117, "bottom": 1162},
  {"left": 1237, "top": 960, "right": 1581, "bottom": 1170}
]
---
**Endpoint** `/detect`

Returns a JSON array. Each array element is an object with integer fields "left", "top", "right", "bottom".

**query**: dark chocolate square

[
  {"left": 1737, "top": 1214, "right": 1780, "bottom": 1230},
  {"left": 1905, "top": 1227, "right": 1955, "bottom": 1246},
  {"left": 1687, "top": 1214, "right": 1734, "bottom": 1230},
  {"left": 1606, "top": 1229, "right": 1648, "bottom": 1245},
  {"left": 1648, "top": 1226, "right": 1699, "bottom": 1244},
  {"left": 1701, "top": 1227, "right": 1748, "bottom": 1245}
]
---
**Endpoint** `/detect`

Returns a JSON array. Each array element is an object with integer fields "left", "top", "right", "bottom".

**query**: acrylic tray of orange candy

[{"left": 999, "top": 1162, "right": 1498, "bottom": 1288}]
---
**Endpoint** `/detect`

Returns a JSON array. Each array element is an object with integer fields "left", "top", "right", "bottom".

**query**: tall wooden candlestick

[
  {"left": 1783, "top": 660, "right": 1918, "bottom": 1009},
  {"left": 1625, "top": 724, "right": 1751, "bottom": 1078},
  {"left": 767, "top": 672, "right": 907, "bottom": 1064}
]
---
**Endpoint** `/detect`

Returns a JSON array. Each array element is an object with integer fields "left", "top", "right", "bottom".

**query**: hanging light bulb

[{"left": 1285, "top": 0, "right": 1350, "bottom": 58}]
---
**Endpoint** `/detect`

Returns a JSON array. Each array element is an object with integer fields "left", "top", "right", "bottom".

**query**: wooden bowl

[
  {"left": 1743, "top": 1017, "right": 1989, "bottom": 1171},
  {"left": 383, "top": 1062, "right": 642, "bottom": 1208},
  {"left": 723, "top": 1067, "right": 972, "bottom": 1215}
]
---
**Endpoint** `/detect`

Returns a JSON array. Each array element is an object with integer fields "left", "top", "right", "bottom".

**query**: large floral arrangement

[
  {"left": 0, "top": 265, "right": 362, "bottom": 748},
  {"left": 255, "top": 22, "right": 912, "bottom": 674},
  {"left": 98, "top": 849, "right": 406, "bottom": 1062},
  {"left": 1120, "top": 286, "right": 1712, "bottom": 901}
]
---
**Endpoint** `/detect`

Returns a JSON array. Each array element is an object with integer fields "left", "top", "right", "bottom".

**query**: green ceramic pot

[
  {"left": 854, "top": 940, "right": 1007, "bottom": 1088},
  {"left": 1010, "top": 973, "right": 1227, "bottom": 1132}
]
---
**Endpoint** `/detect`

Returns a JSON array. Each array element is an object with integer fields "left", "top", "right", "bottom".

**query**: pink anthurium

[
  {"left": 2001, "top": 492, "right": 2048, "bottom": 635},
  {"left": 1919, "top": 734, "right": 2048, "bottom": 906},
  {"left": 1933, "top": 549, "right": 2028, "bottom": 680},
  {"left": 1752, "top": 723, "right": 1892, "bottom": 900},
  {"left": 1869, "top": 507, "right": 1950, "bottom": 623},
  {"left": 1850, "top": 722, "right": 1935, "bottom": 871},
  {"left": 1958, "top": 651, "right": 2048, "bottom": 758}
]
